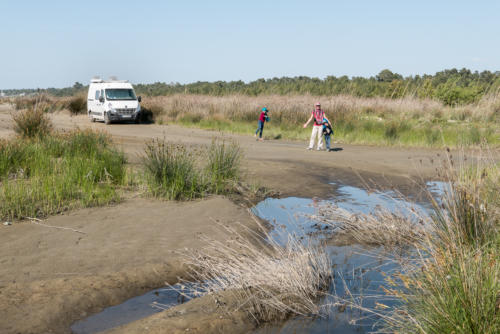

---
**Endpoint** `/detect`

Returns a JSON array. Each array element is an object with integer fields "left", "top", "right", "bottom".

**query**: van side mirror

[
  {"left": 99, "top": 96, "right": 105, "bottom": 103},
  {"left": 138, "top": 96, "right": 142, "bottom": 103}
]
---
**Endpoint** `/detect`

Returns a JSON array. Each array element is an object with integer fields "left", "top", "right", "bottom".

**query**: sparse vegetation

[{"left": 0, "top": 129, "right": 126, "bottom": 220}]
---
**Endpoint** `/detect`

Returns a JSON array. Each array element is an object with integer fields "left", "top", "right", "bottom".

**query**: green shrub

[
  {"left": 424, "top": 127, "right": 441, "bottom": 145},
  {"left": 205, "top": 139, "right": 242, "bottom": 194},
  {"left": 12, "top": 107, "right": 53, "bottom": 138},
  {"left": 384, "top": 121, "right": 400, "bottom": 140},
  {"left": 142, "top": 138, "right": 243, "bottom": 199},
  {"left": 67, "top": 96, "right": 87, "bottom": 115},
  {"left": 143, "top": 139, "right": 200, "bottom": 200}
]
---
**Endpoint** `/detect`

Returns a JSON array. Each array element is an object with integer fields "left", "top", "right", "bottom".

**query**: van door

[
  {"left": 87, "top": 87, "right": 96, "bottom": 117},
  {"left": 95, "top": 89, "right": 105, "bottom": 119}
]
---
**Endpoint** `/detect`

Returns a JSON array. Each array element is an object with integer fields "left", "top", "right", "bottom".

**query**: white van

[{"left": 87, "top": 78, "right": 141, "bottom": 124}]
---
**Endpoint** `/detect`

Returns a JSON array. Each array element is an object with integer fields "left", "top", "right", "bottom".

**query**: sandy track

[{"left": 0, "top": 105, "right": 477, "bottom": 333}]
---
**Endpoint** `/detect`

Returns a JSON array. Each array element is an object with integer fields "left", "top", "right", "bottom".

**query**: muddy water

[
  {"left": 71, "top": 283, "right": 195, "bottom": 334},
  {"left": 71, "top": 182, "right": 444, "bottom": 334}
]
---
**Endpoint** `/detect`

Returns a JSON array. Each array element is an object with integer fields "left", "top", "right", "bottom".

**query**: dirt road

[
  {"left": 0, "top": 105, "right": 447, "bottom": 197},
  {"left": 0, "top": 105, "right": 462, "bottom": 333}
]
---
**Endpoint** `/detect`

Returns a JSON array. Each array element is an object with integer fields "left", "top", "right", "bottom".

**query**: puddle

[
  {"left": 71, "top": 284, "right": 194, "bottom": 334},
  {"left": 71, "top": 182, "right": 446, "bottom": 334},
  {"left": 250, "top": 183, "right": 443, "bottom": 334}
]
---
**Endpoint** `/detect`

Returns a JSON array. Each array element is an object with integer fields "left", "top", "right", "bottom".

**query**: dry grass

[
  {"left": 310, "top": 203, "right": 428, "bottom": 247},
  {"left": 137, "top": 93, "right": 500, "bottom": 147},
  {"left": 141, "top": 93, "right": 500, "bottom": 124},
  {"left": 171, "top": 218, "right": 332, "bottom": 323},
  {"left": 11, "top": 104, "right": 53, "bottom": 138},
  {"left": 319, "top": 151, "right": 500, "bottom": 333}
]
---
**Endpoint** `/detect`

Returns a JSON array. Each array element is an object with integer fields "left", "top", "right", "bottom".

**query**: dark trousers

[
  {"left": 324, "top": 134, "right": 331, "bottom": 150},
  {"left": 255, "top": 120, "right": 264, "bottom": 138}
]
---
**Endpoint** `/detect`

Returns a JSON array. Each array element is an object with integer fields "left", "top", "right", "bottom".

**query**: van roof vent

[{"left": 91, "top": 76, "right": 103, "bottom": 83}]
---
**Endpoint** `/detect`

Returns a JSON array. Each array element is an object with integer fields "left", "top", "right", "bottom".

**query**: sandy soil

[{"left": 0, "top": 104, "right": 471, "bottom": 333}]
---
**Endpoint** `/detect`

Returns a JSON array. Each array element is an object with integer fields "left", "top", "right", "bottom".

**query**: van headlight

[{"left": 136, "top": 105, "right": 141, "bottom": 113}]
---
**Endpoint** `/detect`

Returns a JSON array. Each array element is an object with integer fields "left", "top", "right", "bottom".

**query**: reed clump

[
  {"left": 142, "top": 138, "right": 243, "bottom": 200},
  {"left": 172, "top": 221, "right": 332, "bottom": 323},
  {"left": 341, "top": 153, "right": 500, "bottom": 333},
  {"left": 312, "top": 203, "right": 427, "bottom": 247}
]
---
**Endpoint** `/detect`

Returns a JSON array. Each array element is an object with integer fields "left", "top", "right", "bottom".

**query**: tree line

[{"left": 3, "top": 68, "right": 500, "bottom": 106}]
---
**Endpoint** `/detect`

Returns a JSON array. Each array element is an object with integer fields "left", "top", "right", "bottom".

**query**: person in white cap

[{"left": 303, "top": 102, "right": 330, "bottom": 150}]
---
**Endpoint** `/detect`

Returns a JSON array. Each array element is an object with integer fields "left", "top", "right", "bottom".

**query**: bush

[
  {"left": 12, "top": 107, "right": 53, "bottom": 138},
  {"left": 139, "top": 102, "right": 164, "bottom": 123},
  {"left": 67, "top": 96, "right": 87, "bottom": 115},
  {"left": 143, "top": 139, "right": 201, "bottom": 200},
  {"left": 142, "top": 138, "right": 243, "bottom": 199}
]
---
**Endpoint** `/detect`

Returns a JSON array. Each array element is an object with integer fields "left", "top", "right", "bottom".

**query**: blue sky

[{"left": 0, "top": 0, "right": 499, "bottom": 89}]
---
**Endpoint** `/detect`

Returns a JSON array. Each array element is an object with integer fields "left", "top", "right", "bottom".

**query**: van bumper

[{"left": 108, "top": 113, "right": 140, "bottom": 122}]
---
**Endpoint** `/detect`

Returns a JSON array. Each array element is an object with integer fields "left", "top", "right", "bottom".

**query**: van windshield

[{"left": 105, "top": 89, "right": 137, "bottom": 100}]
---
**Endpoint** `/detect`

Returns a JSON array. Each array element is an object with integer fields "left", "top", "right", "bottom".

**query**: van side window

[
  {"left": 95, "top": 90, "right": 100, "bottom": 100},
  {"left": 101, "top": 89, "right": 104, "bottom": 99}
]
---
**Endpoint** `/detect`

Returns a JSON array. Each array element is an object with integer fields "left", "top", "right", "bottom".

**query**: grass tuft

[
  {"left": 143, "top": 139, "right": 200, "bottom": 200},
  {"left": 173, "top": 220, "right": 332, "bottom": 323},
  {"left": 205, "top": 139, "right": 242, "bottom": 194},
  {"left": 142, "top": 138, "right": 243, "bottom": 200}
]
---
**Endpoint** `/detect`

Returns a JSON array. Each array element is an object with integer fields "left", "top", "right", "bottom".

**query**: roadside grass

[
  {"left": 0, "top": 129, "right": 126, "bottom": 220},
  {"left": 141, "top": 94, "right": 500, "bottom": 148},
  {"left": 10, "top": 94, "right": 87, "bottom": 115},
  {"left": 142, "top": 138, "right": 243, "bottom": 200}
]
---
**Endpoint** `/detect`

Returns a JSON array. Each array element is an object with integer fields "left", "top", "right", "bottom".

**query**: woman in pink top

[
  {"left": 254, "top": 107, "right": 269, "bottom": 141},
  {"left": 303, "top": 102, "right": 330, "bottom": 150}
]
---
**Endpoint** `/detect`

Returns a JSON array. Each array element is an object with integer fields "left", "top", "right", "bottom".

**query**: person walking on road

[
  {"left": 255, "top": 107, "right": 269, "bottom": 141},
  {"left": 303, "top": 102, "right": 330, "bottom": 150}
]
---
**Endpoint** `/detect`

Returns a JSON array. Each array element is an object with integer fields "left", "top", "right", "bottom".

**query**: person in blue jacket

[{"left": 322, "top": 118, "right": 333, "bottom": 151}]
